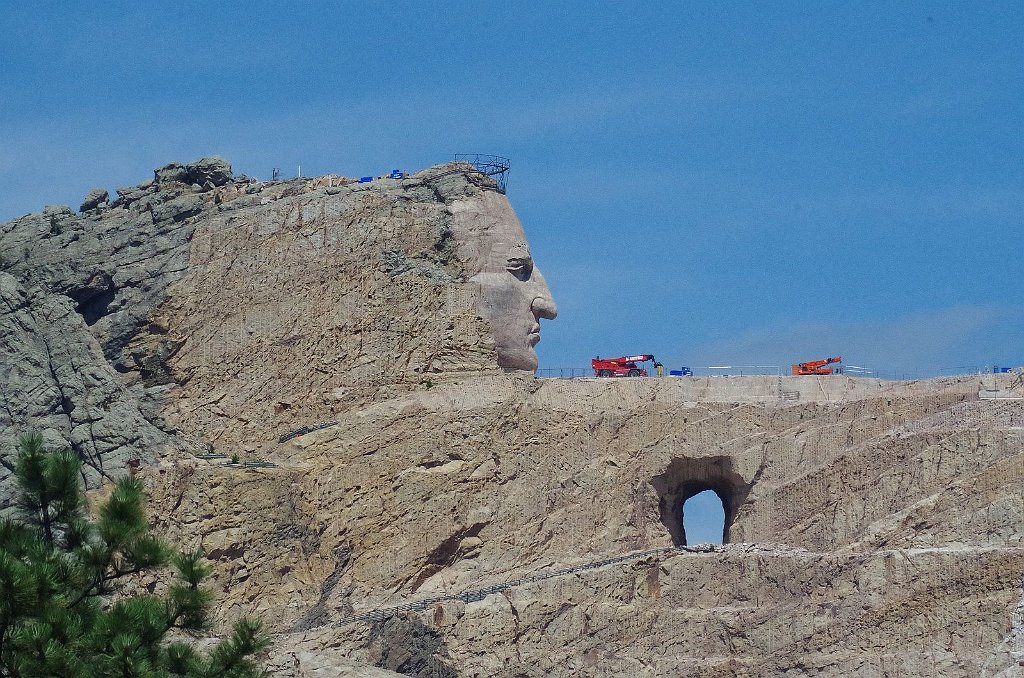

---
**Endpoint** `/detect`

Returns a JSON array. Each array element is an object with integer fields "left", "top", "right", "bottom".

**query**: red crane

[
  {"left": 791, "top": 356, "right": 843, "bottom": 376},
  {"left": 592, "top": 355, "right": 656, "bottom": 377}
]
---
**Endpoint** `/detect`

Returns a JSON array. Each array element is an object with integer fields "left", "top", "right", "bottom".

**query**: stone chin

[{"left": 496, "top": 341, "right": 541, "bottom": 372}]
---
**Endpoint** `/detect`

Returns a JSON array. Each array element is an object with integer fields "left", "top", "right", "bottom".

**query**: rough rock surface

[
  {"left": 185, "top": 156, "right": 233, "bottom": 187},
  {"left": 0, "top": 162, "right": 501, "bottom": 505},
  {"left": 80, "top": 187, "right": 109, "bottom": 212},
  {"left": 141, "top": 374, "right": 1024, "bottom": 676},
  {"left": 155, "top": 162, "right": 189, "bottom": 184},
  {"left": 3, "top": 159, "right": 1024, "bottom": 677}
]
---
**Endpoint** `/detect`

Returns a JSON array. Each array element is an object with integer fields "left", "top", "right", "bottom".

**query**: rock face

[
  {"left": 0, "top": 161, "right": 512, "bottom": 503},
  {"left": 155, "top": 162, "right": 188, "bottom": 184},
  {"left": 79, "top": 187, "right": 109, "bottom": 212},
  {"left": 142, "top": 374, "right": 1024, "bottom": 676},
  {"left": 153, "top": 157, "right": 233, "bottom": 189},
  {"left": 2, "top": 158, "right": 1023, "bottom": 677},
  {"left": 185, "top": 156, "right": 233, "bottom": 187}
]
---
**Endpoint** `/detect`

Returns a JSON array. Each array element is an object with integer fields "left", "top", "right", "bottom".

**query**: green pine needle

[{"left": 0, "top": 433, "right": 270, "bottom": 677}]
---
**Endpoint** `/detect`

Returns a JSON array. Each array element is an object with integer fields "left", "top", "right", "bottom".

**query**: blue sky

[{"left": 3, "top": 2, "right": 1023, "bottom": 376}]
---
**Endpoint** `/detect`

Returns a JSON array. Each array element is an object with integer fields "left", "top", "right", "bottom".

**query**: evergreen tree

[{"left": 0, "top": 433, "right": 269, "bottom": 677}]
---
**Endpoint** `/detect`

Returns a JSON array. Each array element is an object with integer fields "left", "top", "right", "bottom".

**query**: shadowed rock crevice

[
  {"left": 651, "top": 456, "right": 751, "bottom": 546},
  {"left": 66, "top": 273, "right": 117, "bottom": 326},
  {"left": 367, "top": 616, "right": 456, "bottom": 678},
  {"left": 291, "top": 544, "right": 353, "bottom": 632},
  {"left": 410, "top": 522, "right": 487, "bottom": 592}
]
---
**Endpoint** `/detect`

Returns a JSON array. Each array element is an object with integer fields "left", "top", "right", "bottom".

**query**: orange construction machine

[
  {"left": 592, "top": 355, "right": 656, "bottom": 377},
  {"left": 791, "top": 356, "right": 843, "bottom": 376}
]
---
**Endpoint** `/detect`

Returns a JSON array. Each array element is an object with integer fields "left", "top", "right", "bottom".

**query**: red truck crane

[
  {"left": 592, "top": 355, "right": 656, "bottom": 377},
  {"left": 791, "top": 356, "right": 843, "bottom": 375}
]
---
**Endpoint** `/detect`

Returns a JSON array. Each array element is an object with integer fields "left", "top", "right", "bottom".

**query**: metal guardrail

[
  {"left": 279, "top": 420, "right": 338, "bottom": 443},
  {"left": 535, "top": 368, "right": 590, "bottom": 379},
  {"left": 453, "top": 154, "right": 510, "bottom": 193},
  {"left": 536, "top": 365, "right": 1012, "bottom": 381},
  {"left": 194, "top": 453, "right": 278, "bottom": 469},
  {"left": 237, "top": 460, "right": 278, "bottom": 469}
]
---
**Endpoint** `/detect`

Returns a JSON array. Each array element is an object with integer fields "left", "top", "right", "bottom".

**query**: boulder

[
  {"left": 43, "top": 205, "right": 74, "bottom": 218},
  {"left": 79, "top": 188, "right": 108, "bottom": 212},
  {"left": 185, "top": 156, "right": 232, "bottom": 187},
  {"left": 112, "top": 185, "right": 150, "bottom": 208},
  {"left": 154, "top": 162, "right": 188, "bottom": 184},
  {"left": 151, "top": 193, "right": 205, "bottom": 223}
]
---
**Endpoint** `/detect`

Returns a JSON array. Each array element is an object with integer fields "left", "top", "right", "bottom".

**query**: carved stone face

[{"left": 449, "top": 191, "right": 558, "bottom": 371}]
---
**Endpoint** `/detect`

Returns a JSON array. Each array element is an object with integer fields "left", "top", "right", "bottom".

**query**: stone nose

[{"left": 531, "top": 295, "right": 557, "bottom": 320}]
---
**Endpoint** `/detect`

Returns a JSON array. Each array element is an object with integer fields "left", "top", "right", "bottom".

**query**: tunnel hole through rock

[
  {"left": 651, "top": 456, "right": 750, "bottom": 546},
  {"left": 682, "top": 489, "right": 726, "bottom": 545}
]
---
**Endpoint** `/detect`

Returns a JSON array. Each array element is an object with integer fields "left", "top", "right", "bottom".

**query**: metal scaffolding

[{"left": 453, "top": 153, "right": 511, "bottom": 193}]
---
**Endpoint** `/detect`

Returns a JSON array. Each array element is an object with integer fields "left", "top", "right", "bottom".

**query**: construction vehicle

[
  {"left": 791, "top": 356, "right": 843, "bottom": 376},
  {"left": 592, "top": 355, "right": 656, "bottom": 377}
]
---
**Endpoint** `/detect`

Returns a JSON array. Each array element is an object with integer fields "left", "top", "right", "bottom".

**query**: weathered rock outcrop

[
  {"left": 80, "top": 187, "right": 109, "bottom": 212},
  {"left": 140, "top": 374, "right": 1024, "bottom": 676},
  {"left": 0, "top": 160, "right": 509, "bottom": 505},
  {"left": 2, "top": 158, "right": 1023, "bottom": 677}
]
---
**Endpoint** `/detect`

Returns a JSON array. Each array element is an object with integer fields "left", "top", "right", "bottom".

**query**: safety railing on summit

[{"left": 452, "top": 154, "right": 511, "bottom": 193}]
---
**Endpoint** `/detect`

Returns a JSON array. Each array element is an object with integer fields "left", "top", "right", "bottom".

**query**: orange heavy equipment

[{"left": 791, "top": 356, "right": 843, "bottom": 375}]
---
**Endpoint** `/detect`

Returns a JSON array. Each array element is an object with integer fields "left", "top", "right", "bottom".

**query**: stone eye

[{"left": 506, "top": 257, "right": 534, "bottom": 281}]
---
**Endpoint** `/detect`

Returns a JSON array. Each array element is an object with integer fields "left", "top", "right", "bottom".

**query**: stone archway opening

[
  {"left": 682, "top": 489, "right": 726, "bottom": 545},
  {"left": 650, "top": 456, "right": 750, "bottom": 546}
]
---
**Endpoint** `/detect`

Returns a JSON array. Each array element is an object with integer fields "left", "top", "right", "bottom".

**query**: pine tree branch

[
  {"left": 6, "top": 434, "right": 269, "bottom": 676},
  {"left": 0, "top": 620, "right": 8, "bottom": 677},
  {"left": 39, "top": 502, "right": 54, "bottom": 550},
  {"left": 68, "top": 562, "right": 150, "bottom": 608}
]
